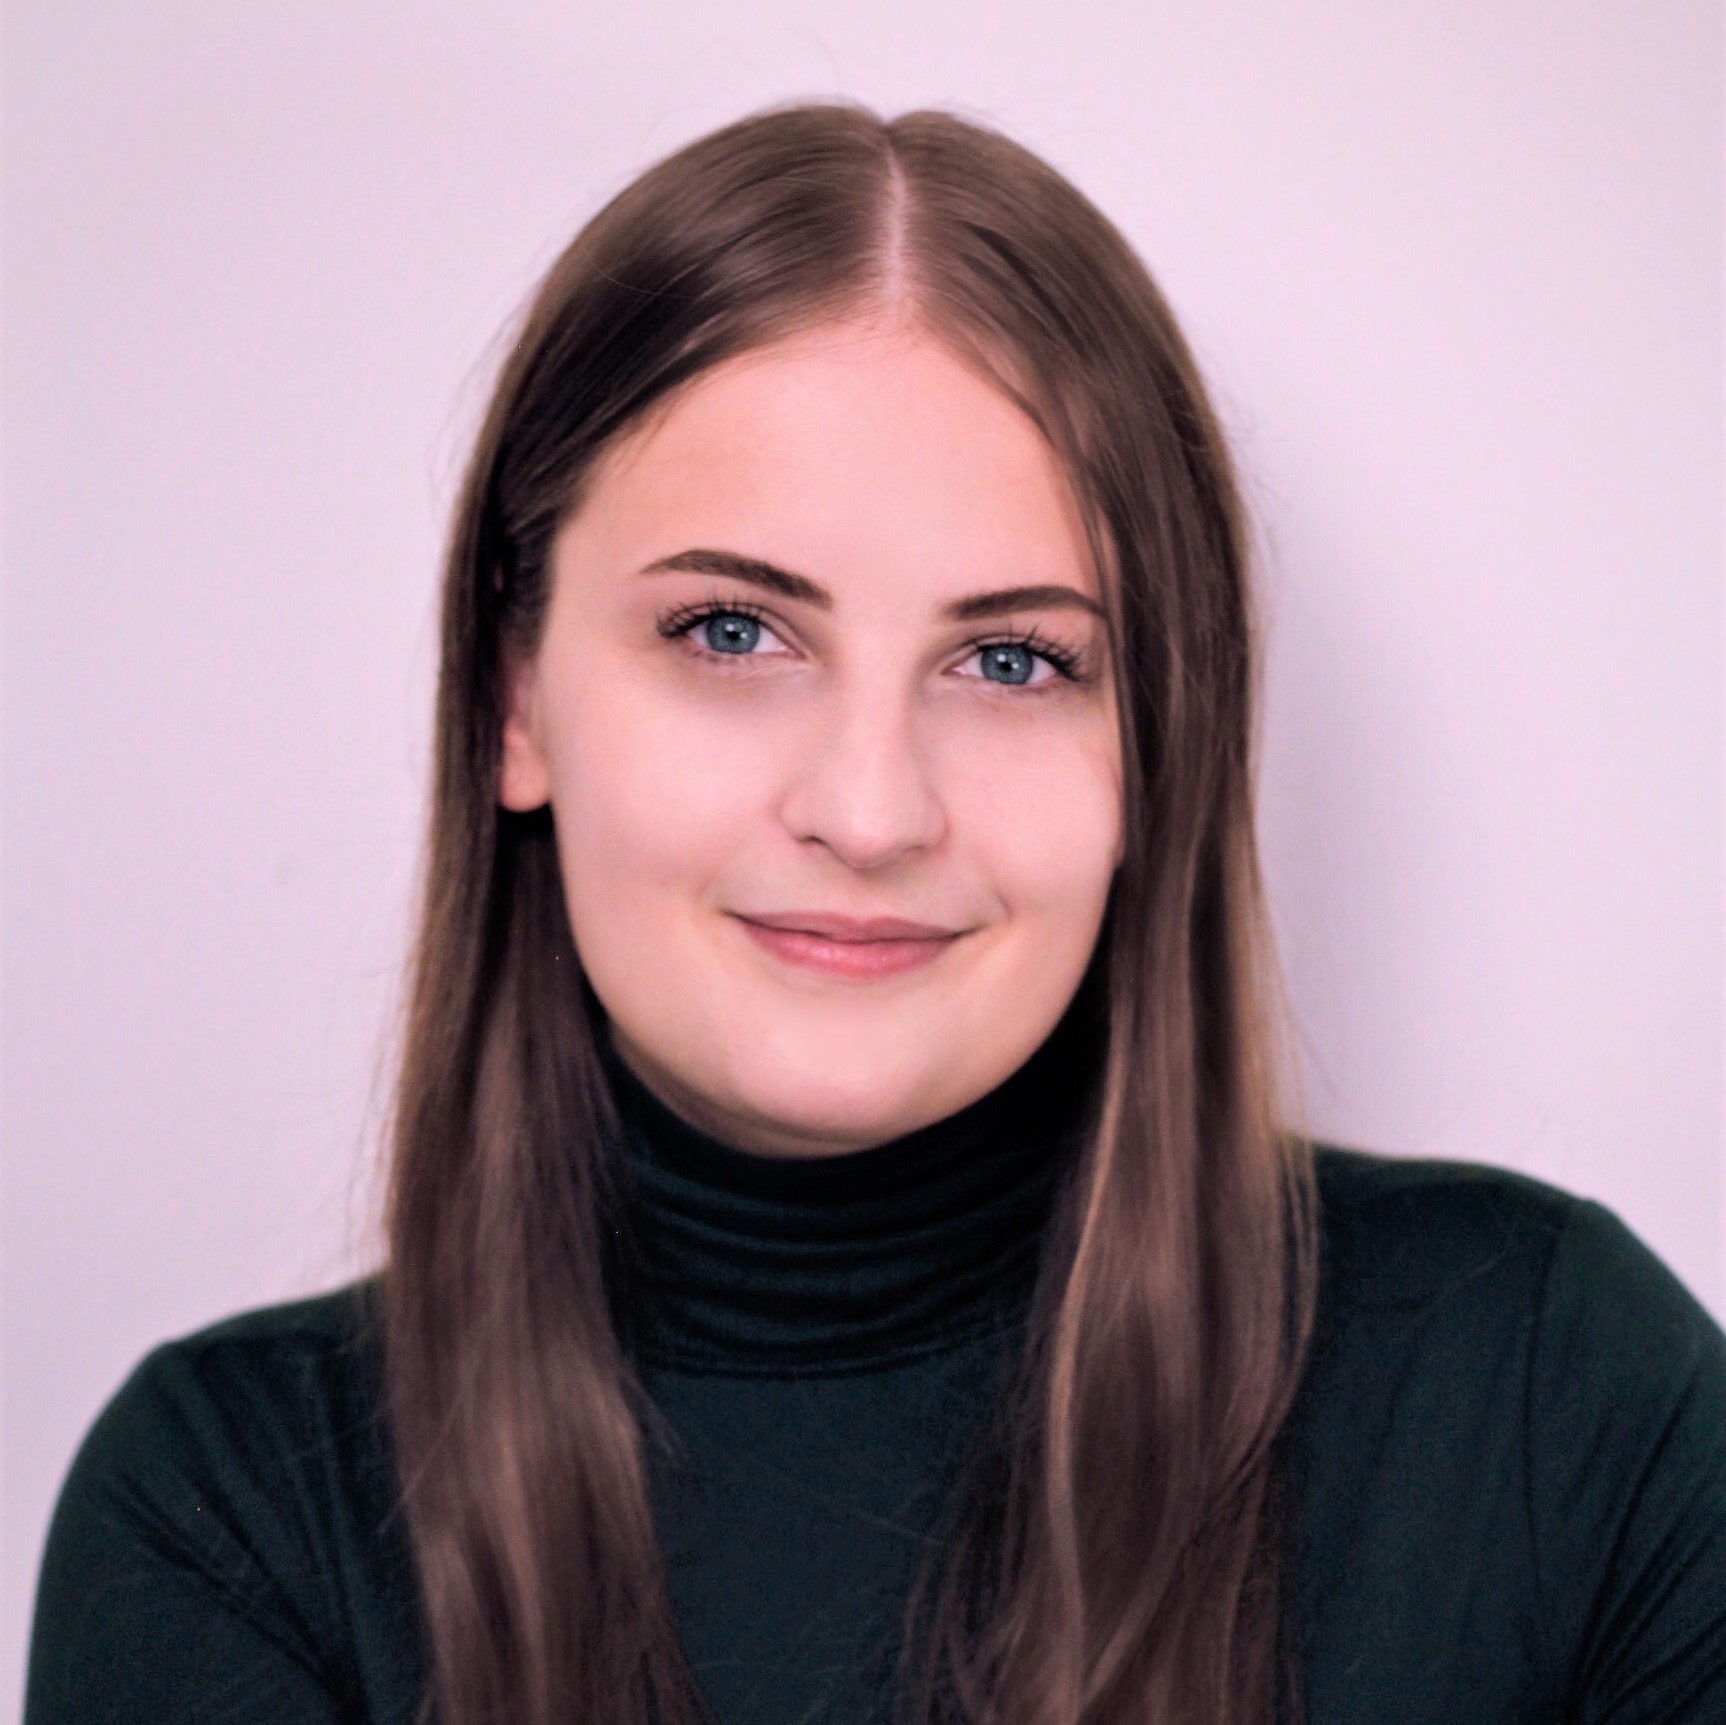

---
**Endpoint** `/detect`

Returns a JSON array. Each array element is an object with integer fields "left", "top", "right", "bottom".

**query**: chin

[{"left": 726, "top": 1033, "right": 962, "bottom": 1142}]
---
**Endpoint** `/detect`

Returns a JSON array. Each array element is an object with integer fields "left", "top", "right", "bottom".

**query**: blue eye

[
  {"left": 965, "top": 629, "right": 1089, "bottom": 689},
  {"left": 657, "top": 599, "right": 783, "bottom": 660},
  {"left": 978, "top": 642, "right": 1038, "bottom": 685},
  {"left": 700, "top": 612, "right": 761, "bottom": 655}
]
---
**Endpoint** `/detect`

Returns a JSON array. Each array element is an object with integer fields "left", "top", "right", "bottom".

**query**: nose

[{"left": 777, "top": 681, "right": 948, "bottom": 871}]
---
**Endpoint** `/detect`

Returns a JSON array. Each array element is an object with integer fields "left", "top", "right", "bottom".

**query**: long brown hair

[{"left": 382, "top": 99, "right": 1318, "bottom": 1725}]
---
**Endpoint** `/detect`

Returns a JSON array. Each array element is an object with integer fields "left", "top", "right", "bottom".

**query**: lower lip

[{"left": 736, "top": 918, "right": 960, "bottom": 979}]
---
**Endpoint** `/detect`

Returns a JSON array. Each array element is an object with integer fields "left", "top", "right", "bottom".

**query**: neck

[{"left": 599, "top": 1004, "right": 1101, "bottom": 1376}]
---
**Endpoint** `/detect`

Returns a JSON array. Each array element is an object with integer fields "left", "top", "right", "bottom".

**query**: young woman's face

[{"left": 501, "top": 319, "right": 1124, "bottom": 1156}]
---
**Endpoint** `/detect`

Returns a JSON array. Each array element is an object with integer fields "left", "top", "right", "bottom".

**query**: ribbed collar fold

[{"left": 602, "top": 1006, "right": 1097, "bottom": 1377}]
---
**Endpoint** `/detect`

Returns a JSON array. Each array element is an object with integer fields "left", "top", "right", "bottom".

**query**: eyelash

[{"left": 655, "top": 597, "right": 1093, "bottom": 691}]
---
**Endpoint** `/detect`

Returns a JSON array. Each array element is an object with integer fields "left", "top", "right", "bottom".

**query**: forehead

[{"left": 563, "top": 321, "right": 1101, "bottom": 604}]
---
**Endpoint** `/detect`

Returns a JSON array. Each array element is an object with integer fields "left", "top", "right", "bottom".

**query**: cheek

[
  {"left": 945, "top": 720, "right": 1123, "bottom": 914},
  {"left": 539, "top": 672, "right": 771, "bottom": 939}
]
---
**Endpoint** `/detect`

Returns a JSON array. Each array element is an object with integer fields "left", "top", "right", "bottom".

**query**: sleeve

[
  {"left": 1527, "top": 1195, "right": 1726, "bottom": 1723},
  {"left": 23, "top": 1342, "right": 352, "bottom": 1725}
]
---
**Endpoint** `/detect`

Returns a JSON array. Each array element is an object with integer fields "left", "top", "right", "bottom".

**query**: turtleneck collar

[{"left": 601, "top": 999, "right": 1100, "bottom": 1378}]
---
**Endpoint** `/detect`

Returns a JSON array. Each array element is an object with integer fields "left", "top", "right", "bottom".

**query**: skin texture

[{"left": 500, "top": 317, "right": 1124, "bottom": 1157}]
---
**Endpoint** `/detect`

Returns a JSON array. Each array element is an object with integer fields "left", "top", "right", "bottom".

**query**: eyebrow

[{"left": 636, "top": 547, "right": 1108, "bottom": 624}]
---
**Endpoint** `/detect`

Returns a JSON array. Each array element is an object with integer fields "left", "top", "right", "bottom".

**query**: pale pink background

[{"left": 3, "top": 3, "right": 1722, "bottom": 1712}]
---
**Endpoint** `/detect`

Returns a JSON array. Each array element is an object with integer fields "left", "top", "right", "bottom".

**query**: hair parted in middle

[{"left": 382, "top": 97, "right": 1318, "bottom": 1725}]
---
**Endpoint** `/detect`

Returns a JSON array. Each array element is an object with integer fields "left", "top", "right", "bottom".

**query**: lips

[
  {"left": 735, "top": 910, "right": 961, "bottom": 943},
  {"left": 732, "top": 910, "right": 965, "bottom": 980}
]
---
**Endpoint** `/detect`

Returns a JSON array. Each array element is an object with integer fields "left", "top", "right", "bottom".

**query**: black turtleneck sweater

[
  {"left": 604, "top": 1023, "right": 1089, "bottom": 1725},
  {"left": 23, "top": 1030, "right": 1726, "bottom": 1723}
]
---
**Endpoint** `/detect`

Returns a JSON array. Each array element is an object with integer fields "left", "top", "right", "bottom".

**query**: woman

[{"left": 25, "top": 100, "right": 1726, "bottom": 1725}]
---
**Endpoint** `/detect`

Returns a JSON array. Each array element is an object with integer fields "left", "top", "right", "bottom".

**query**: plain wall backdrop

[{"left": 3, "top": 2, "right": 1721, "bottom": 1712}]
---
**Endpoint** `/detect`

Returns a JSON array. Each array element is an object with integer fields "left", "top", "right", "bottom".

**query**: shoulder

[
  {"left": 1290, "top": 1148, "right": 1726, "bottom": 1716},
  {"left": 138, "top": 1276, "right": 380, "bottom": 1381},
  {"left": 74, "top": 1278, "right": 386, "bottom": 1491},
  {"left": 30, "top": 1284, "right": 428, "bottom": 1714},
  {"left": 42, "top": 1278, "right": 396, "bottom": 1635},
  {"left": 152, "top": 1277, "right": 381, "bottom": 1401},
  {"left": 1305, "top": 1139, "right": 1726, "bottom": 1420},
  {"left": 1297, "top": 1145, "right": 1584, "bottom": 1459},
  {"left": 1308, "top": 1142, "right": 1722, "bottom": 1359},
  {"left": 1310, "top": 1143, "right": 1575, "bottom": 1309},
  {"left": 1305, "top": 1143, "right": 1725, "bottom": 1403}
]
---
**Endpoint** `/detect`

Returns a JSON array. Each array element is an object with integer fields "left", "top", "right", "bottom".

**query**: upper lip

[{"left": 736, "top": 910, "right": 964, "bottom": 942}]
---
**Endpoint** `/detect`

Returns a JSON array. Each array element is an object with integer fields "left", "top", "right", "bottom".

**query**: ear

[{"left": 497, "top": 649, "right": 553, "bottom": 811}]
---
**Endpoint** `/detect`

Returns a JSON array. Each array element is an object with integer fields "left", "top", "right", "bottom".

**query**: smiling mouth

[
  {"left": 736, "top": 910, "right": 963, "bottom": 942},
  {"left": 732, "top": 914, "right": 963, "bottom": 979}
]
